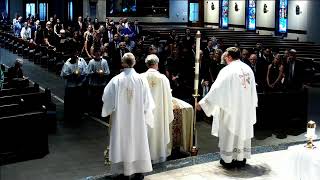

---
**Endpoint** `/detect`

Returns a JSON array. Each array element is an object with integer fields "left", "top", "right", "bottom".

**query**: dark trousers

[
  {"left": 64, "top": 86, "right": 85, "bottom": 124},
  {"left": 88, "top": 85, "right": 105, "bottom": 116}
]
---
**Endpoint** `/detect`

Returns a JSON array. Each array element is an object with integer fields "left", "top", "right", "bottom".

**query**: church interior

[{"left": 1, "top": 0, "right": 320, "bottom": 179}]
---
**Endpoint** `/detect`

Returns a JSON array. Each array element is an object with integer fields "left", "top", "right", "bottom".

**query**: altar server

[{"left": 60, "top": 49, "right": 88, "bottom": 124}]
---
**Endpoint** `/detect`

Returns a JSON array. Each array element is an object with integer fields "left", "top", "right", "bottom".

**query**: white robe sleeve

[
  {"left": 199, "top": 69, "right": 230, "bottom": 117},
  {"left": 80, "top": 58, "right": 89, "bottom": 75},
  {"left": 60, "top": 61, "right": 71, "bottom": 77},
  {"left": 142, "top": 79, "right": 155, "bottom": 128},
  {"left": 101, "top": 79, "right": 115, "bottom": 117},
  {"left": 163, "top": 76, "right": 174, "bottom": 123}
]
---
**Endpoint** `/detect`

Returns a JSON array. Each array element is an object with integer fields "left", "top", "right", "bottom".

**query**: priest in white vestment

[
  {"left": 197, "top": 47, "right": 258, "bottom": 168},
  {"left": 102, "top": 53, "right": 155, "bottom": 179},
  {"left": 141, "top": 54, "right": 174, "bottom": 164}
]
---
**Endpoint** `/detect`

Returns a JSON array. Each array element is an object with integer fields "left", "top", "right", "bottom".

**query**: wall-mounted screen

[
  {"left": 278, "top": 0, "right": 288, "bottom": 33},
  {"left": 220, "top": 0, "right": 229, "bottom": 28},
  {"left": 106, "top": 0, "right": 169, "bottom": 17},
  {"left": 246, "top": 0, "right": 256, "bottom": 30}
]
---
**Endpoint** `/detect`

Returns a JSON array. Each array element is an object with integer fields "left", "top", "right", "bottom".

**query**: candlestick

[
  {"left": 191, "top": 30, "right": 201, "bottom": 155},
  {"left": 305, "top": 120, "right": 317, "bottom": 149}
]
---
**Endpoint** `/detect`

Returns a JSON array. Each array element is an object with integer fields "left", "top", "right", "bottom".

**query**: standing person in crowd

[
  {"left": 34, "top": 23, "right": 45, "bottom": 45},
  {"left": 113, "top": 42, "right": 130, "bottom": 74},
  {"left": 87, "top": 48, "right": 110, "bottom": 116},
  {"left": 182, "top": 28, "right": 194, "bottom": 50},
  {"left": 133, "top": 20, "right": 142, "bottom": 37},
  {"left": 13, "top": 16, "right": 22, "bottom": 37},
  {"left": 83, "top": 24, "right": 94, "bottom": 59},
  {"left": 266, "top": 53, "right": 284, "bottom": 92},
  {"left": 102, "top": 52, "right": 154, "bottom": 180},
  {"left": 44, "top": 21, "right": 56, "bottom": 48},
  {"left": 284, "top": 49, "right": 305, "bottom": 90},
  {"left": 93, "top": 17, "right": 100, "bottom": 30},
  {"left": 263, "top": 48, "right": 274, "bottom": 64},
  {"left": 141, "top": 54, "right": 174, "bottom": 164},
  {"left": 20, "top": 22, "right": 31, "bottom": 40},
  {"left": 60, "top": 48, "right": 88, "bottom": 125},
  {"left": 54, "top": 18, "right": 64, "bottom": 37},
  {"left": 241, "top": 49, "right": 251, "bottom": 66},
  {"left": 75, "top": 16, "right": 85, "bottom": 35},
  {"left": 197, "top": 47, "right": 257, "bottom": 169}
]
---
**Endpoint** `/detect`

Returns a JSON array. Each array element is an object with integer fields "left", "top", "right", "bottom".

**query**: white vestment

[
  {"left": 199, "top": 60, "right": 258, "bottom": 163},
  {"left": 102, "top": 68, "right": 155, "bottom": 176},
  {"left": 141, "top": 68, "right": 174, "bottom": 164}
]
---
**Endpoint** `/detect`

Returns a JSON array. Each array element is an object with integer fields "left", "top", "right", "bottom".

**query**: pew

[
  {"left": 0, "top": 82, "right": 38, "bottom": 97},
  {"left": 0, "top": 111, "right": 49, "bottom": 165},
  {"left": 256, "top": 90, "right": 308, "bottom": 129},
  {"left": 0, "top": 88, "right": 56, "bottom": 132}
]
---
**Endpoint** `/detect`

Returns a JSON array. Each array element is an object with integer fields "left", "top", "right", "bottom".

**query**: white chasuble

[
  {"left": 141, "top": 68, "right": 174, "bottom": 164},
  {"left": 199, "top": 60, "right": 258, "bottom": 163},
  {"left": 101, "top": 68, "right": 155, "bottom": 176}
]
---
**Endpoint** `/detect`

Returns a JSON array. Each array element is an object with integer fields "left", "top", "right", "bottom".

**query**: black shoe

[
  {"left": 112, "top": 174, "right": 129, "bottom": 180},
  {"left": 220, "top": 159, "right": 235, "bottom": 169},
  {"left": 132, "top": 173, "right": 144, "bottom": 180},
  {"left": 235, "top": 159, "right": 247, "bottom": 168}
]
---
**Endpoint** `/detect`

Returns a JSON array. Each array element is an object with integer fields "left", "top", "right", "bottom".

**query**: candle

[
  {"left": 194, "top": 31, "right": 201, "bottom": 92},
  {"left": 307, "top": 120, "right": 316, "bottom": 138}
]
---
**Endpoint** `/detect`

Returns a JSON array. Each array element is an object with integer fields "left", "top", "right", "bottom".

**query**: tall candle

[{"left": 194, "top": 31, "right": 201, "bottom": 92}]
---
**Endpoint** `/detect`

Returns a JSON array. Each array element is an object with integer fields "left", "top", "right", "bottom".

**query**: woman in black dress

[{"left": 266, "top": 53, "right": 284, "bottom": 91}]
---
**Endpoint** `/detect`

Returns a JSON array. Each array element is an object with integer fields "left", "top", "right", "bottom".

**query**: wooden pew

[
  {"left": 0, "top": 82, "right": 38, "bottom": 97},
  {"left": 0, "top": 89, "right": 57, "bottom": 133},
  {"left": 0, "top": 111, "right": 49, "bottom": 165}
]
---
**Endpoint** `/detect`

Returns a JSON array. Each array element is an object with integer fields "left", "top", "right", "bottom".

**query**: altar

[
  {"left": 169, "top": 97, "right": 194, "bottom": 153},
  {"left": 286, "top": 142, "right": 320, "bottom": 180}
]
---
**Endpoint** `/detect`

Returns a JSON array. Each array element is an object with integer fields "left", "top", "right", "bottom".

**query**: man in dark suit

[
  {"left": 249, "top": 53, "right": 268, "bottom": 92},
  {"left": 74, "top": 16, "right": 86, "bottom": 35},
  {"left": 182, "top": 28, "right": 194, "bottom": 50},
  {"left": 0, "top": 11, "right": 8, "bottom": 23},
  {"left": 284, "top": 49, "right": 305, "bottom": 90},
  {"left": 102, "top": 25, "right": 117, "bottom": 44},
  {"left": 133, "top": 20, "right": 142, "bottom": 37},
  {"left": 112, "top": 42, "right": 130, "bottom": 74}
]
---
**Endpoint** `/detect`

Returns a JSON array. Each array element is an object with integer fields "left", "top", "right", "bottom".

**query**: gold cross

[
  {"left": 150, "top": 80, "right": 156, "bottom": 88},
  {"left": 148, "top": 76, "right": 157, "bottom": 88},
  {"left": 126, "top": 87, "right": 133, "bottom": 104}
]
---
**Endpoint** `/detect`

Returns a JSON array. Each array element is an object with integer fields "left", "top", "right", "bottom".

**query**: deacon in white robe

[
  {"left": 141, "top": 54, "right": 174, "bottom": 164},
  {"left": 102, "top": 53, "right": 155, "bottom": 178},
  {"left": 197, "top": 47, "right": 258, "bottom": 167}
]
